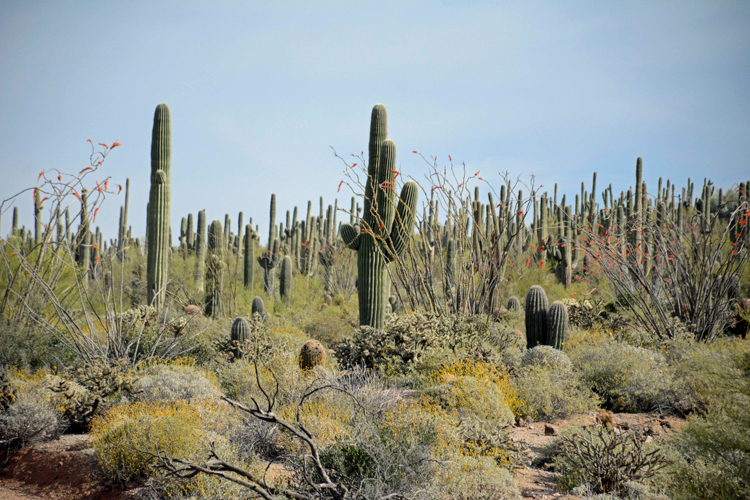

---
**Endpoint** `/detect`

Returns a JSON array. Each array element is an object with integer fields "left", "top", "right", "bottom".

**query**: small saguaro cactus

[
  {"left": 525, "top": 285, "right": 549, "bottom": 349},
  {"left": 339, "top": 104, "right": 419, "bottom": 329},
  {"left": 146, "top": 103, "right": 171, "bottom": 311},
  {"left": 546, "top": 301, "right": 569, "bottom": 350},
  {"left": 243, "top": 224, "right": 257, "bottom": 290},
  {"left": 230, "top": 317, "right": 251, "bottom": 358},
  {"left": 251, "top": 296, "right": 268, "bottom": 321},
  {"left": 507, "top": 296, "right": 521, "bottom": 312},
  {"left": 280, "top": 255, "right": 293, "bottom": 302},
  {"left": 205, "top": 220, "right": 225, "bottom": 318},
  {"left": 299, "top": 340, "right": 326, "bottom": 370}
]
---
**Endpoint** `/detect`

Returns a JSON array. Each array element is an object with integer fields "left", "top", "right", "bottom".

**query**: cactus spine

[
  {"left": 205, "top": 219, "right": 225, "bottom": 318},
  {"left": 340, "top": 105, "right": 419, "bottom": 329},
  {"left": 546, "top": 301, "right": 569, "bottom": 350},
  {"left": 524, "top": 285, "right": 549, "bottom": 349},
  {"left": 146, "top": 103, "right": 171, "bottom": 310}
]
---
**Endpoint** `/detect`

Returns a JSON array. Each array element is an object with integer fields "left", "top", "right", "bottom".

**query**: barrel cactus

[
  {"left": 546, "top": 301, "right": 569, "bottom": 350},
  {"left": 230, "top": 317, "right": 251, "bottom": 358},
  {"left": 299, "top": 340, "right": 326, "bottom": 370},
  {"left": 524, "top": 285, "right": 549, "bottom": 349},
  {"left": 146, "top": 103, "right": 171, "bottom": 311},
  {"left": 339, "top": 104, "right": 419, "bottom": 329},
  {"left": 507, "top": 296, "right": 521, "bottom": 312}
]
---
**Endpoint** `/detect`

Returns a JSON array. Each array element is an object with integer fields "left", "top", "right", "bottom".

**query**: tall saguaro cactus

[
  {"left": 146, "top": 103, "right": 171, "bottom": 311},
  {"left": 339, "top": 104, "right": 419, "bottom": 329},
  {"left": 205, "top": 219, "right": 225, "bottom": 318}
]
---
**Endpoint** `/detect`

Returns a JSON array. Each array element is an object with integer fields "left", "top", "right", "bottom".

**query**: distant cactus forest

[{"left": 1, "top": 103, "right": 748, "bottom": 499}]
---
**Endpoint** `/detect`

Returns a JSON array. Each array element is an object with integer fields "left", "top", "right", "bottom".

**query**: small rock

[{"left": 544, "top": 424, "right": 558, "bottom": 436}]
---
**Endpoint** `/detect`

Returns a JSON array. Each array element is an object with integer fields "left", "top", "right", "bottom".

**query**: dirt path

[
  {"left": 0, "top": 435, "right": 138, "bottom": 500},
  {"left": 510, "top": 412, "right": 684, "bottom": 500}
]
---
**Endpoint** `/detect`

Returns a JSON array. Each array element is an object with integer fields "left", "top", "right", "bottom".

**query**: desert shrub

[
  {"left": 0, "top": 392, "right": 63, "bottom": 452},
  {"left": 301, "top": 307, "right": 357, "bottom": 349},
  {"left": 316, "top": 399, "right": 449, "bottom": 499},
  {"left": 91, "top": 400, "right": 250, "bottom": 497},
  {"left": 571, "top": 340, "right": 670, "bottom": 412},
  {"left": 334, "top": 313, "right": 493, "bottom": 374},
  {"left": 550, "top": 424, "right": 669, "bottom": 495},
  {"left": 521, "top": 345, "right": 573, "bottom": 371},
  {"left": 423, "top": 360, "right": 519, "bottom": 427},
  {"left": 135, "top": 362, "right": 221, "bottom": 403},
  {"left": 424, "top": 454, "right": 522, "bottom": 500},
  {"left": 662, "top": 343, "right": 750, "bottom": 500},
  {"left": 513, "top": 364, "right": 599, "bottom": 421}
]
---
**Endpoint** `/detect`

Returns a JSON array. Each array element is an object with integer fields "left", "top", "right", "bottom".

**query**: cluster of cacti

[
  {"left": 339, "top": 104, "right": 419, "bottom": 329},
  {"left": 523, "top": 285, "right": 569, "bottom": 350}
]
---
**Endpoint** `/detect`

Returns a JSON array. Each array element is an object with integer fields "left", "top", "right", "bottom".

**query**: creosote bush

[{"left": 570, "top": 340, "right": 671, "bottom": 412}]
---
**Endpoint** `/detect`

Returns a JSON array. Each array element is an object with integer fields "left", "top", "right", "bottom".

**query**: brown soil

[
  {"left": 0, "top": 412, "right": 685, "bottom": 500},
  {"left": 511, "top": 412, "right": 684, "bottom": 500},
  {"left": 0, "top": 434, "right": 139, "bottom": 500}
]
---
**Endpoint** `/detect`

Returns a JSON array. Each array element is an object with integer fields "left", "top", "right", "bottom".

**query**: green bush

[
  {"left": 521, "top": 345, "right": 573, "bottom": 371},
  {"left": 513, "top": 364, "right": 599, "bottom": 421},
  {"left": 570, "top": 340, "right": 670, "bottom": 412},
  {"left": 135, "top": 362, "right": 221, "bottom": 403},
  {"left": 426, "top": 454, "right": 522, "bottom": 500},
  {"left": 663, "top": 342, "right": 750, "bottom": 500}
]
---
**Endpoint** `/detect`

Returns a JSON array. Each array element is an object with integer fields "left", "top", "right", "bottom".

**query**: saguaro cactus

[
  {"left": 146, "top": 103, "right": 171, "bottom": 310},
  {"left": 205, "top": 219, "right": 225, "bottom": 318},
  {"left": 546, "top": 301, "right": 569, "bottom": 350},
  {"left": 339, "top": 104, "right": 419, "bottom": 329},
  {"left": 280, "top": 254, "right": 293, "bottom": 301},
  {"left": 524, "top": 285, "right": 549, "bottom": 349},
  {"left": 243, "top": 224, "right": 256, "bottom": 290},
  {"left": 195, "top": 210, "right": 206, "bottom": 291}
]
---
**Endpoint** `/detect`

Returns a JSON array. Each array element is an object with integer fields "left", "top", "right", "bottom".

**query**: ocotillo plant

[
  {"left": 146, "top": 103, "right": 171, "bottom": 311},
  {"left": 340, "top": 104, "right": 419, "bottom": 329},
  {"left": 205, "top": 219, "right": 225, "bottom": 318}
]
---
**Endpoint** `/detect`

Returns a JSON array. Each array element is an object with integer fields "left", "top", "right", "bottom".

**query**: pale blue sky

[{"left": 1, "top": 1, "right": 748, "bottom": 243}]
